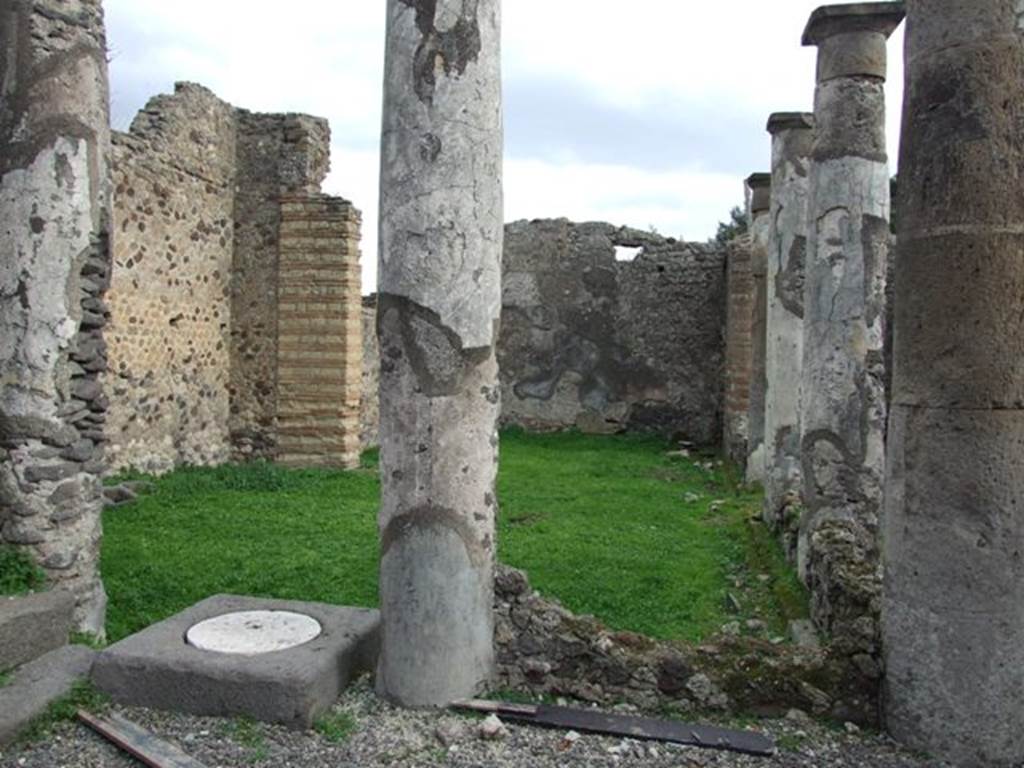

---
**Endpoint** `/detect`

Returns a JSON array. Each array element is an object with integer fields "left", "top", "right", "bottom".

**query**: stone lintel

[
  {"left": 746, "top": 173, "right": 772, "bottom": 215},
  {"left": 802, "top": 3, "right": 905, "bottom": 47},
  {"left": 767, "top": 112, "right": 815, "bottom": 135}
]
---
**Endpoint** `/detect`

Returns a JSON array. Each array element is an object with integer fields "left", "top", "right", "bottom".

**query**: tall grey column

[
  {"left": 763, "top": 113, "right": 814, "bottom": 561},
  {"left": 0, "top": 0, "right": 112, "bottom": 633},
  {"left": 798, "top": 3, "right": 901, "bottom": 648},
  {"left": 376, "top": 0, "right": 503, "bottom": 706},
  {"left": 744, "top": 173, "right": 771, "bottom": 484},
  {"left": 883, "top": 2, "right": 1024, "bottom": 765}
]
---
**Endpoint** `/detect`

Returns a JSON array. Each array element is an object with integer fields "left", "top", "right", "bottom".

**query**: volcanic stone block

[
  {"left": 883, "top": 2, "right": 1024, "bottom": 765},
  {"left": 0, "top": 645, "right": 96, "bottom": 747},
  {"left": 91, "top": 595, "right": 380, "bottom": 728},
  {"left": 0, "top": 590, "right": 75, "bottom": 672}
]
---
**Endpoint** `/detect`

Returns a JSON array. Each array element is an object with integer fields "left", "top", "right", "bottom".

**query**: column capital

[
  {"left": 746, "top": 173, "right": 772, "bottom": 215},
  {"left": 803, "top": 3, "right": 905, "bottom": 81},
  {"left": 767, "top": 112, "right": 815, "bottom": 135}
]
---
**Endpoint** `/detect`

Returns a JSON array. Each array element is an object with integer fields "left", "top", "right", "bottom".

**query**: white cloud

[{"left": 104, "top": 0, "right": 906, "bottom": 295}]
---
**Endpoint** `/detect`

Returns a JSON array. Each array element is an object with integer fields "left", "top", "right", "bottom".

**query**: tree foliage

[{"left": 710, "top": 205, "right": 748, "bottom": 247}]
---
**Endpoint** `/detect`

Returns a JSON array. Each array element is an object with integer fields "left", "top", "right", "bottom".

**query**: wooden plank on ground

[
  {"left": 452, "top": 699, "right": 775, "bottom": 757},
  {"left": 77, "top": 710, "right": 209, "bottom": 768}
]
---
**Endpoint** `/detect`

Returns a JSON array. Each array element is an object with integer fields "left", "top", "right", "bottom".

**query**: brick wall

[
  {"left": 723, "top": 235, "right": 754, "bottom": 466},
  {"left": 275, "top": 196, "right": 363, "bottom": 468}
]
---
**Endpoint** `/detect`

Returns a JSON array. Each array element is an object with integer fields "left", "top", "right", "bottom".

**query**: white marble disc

[{"left": 186, "top": 610, "right": 322, "bottom": 655}]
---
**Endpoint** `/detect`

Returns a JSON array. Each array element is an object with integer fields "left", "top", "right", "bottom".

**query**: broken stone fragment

[
  {"left": 102, "top": 485, "right": 137, "bottom": 507},
  {"left": 61, "top": 440, "right": 96, "bottom": 463},
  {"left": 479, "top": 714, "right": 509, "bottom": 741},
  {"left": 2, "top": 519, "right": 47, "bottom": 546},
  {"left": 23, "top": 463, "right": 81, "bottom": 484},
  {"left": 71, "top": 380, "right": 102, "bottom": 402}
]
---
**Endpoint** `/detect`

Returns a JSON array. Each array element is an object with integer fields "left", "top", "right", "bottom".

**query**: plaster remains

[
  {"left": 501, "top": 220, "right": 726, "bottom": 443},
  {"left": 362, "top": 221, "right": 728, "bottom": 449}
]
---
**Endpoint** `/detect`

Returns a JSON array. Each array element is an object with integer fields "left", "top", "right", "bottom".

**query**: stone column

[
  {"left": 883, "top": 2, "right": 1024, "bottom": 765},
  {"left": 376, "top": 0, "right": 503, "bottom": 706},
  {"left": 744, "top": 173, "right": 771, "bottom": 484},
  {"left": 798, "top": 3, "right": 901, "bottom": 650},
  {"left": 0, "top": 0, "right": 112, "bottom": 633},
  {"left": 763, "top": 113, "right": 814, "bottom": 561},
  {"left": 722, "top": 236, "right": 754, "bottom": 467}
]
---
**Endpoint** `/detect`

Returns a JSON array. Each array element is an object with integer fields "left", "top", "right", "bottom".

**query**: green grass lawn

[{"left": 101, "top": 430, "right": 807, "bottom": 643}]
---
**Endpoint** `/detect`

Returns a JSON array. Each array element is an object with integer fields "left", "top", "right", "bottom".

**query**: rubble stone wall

[
  {"left": 229, "top": 110, "right": 331, "bottom": 461},
  {"left": 361, "top": 221, "right": 728, "bottom": 448},
  {"left": 500, "top": 220, "right": 727, "bottom": 445},
  {"left": 102, "top": 83, "right": 355, "bottom": 472},
  {"left": 494, "top": 565, "right": 878, "bottom": 725},
  {"left": 105, "top": 84, "right": 236, "bottom": 473}
]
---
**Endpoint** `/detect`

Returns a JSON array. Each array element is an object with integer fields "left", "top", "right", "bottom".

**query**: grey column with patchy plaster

[
  {"left": 798, "top": 4, "right": 901, "bottom": 652},
  {"left": 883, "top": 2, "right": 1024, "bottom": 764},
  {"left": 763, "top": 113, "right": 814, "bottom": 561},
  {"left": 744, "top": 173, "right": 771, "bottom": 484},
  {"left": 0, "top": 0, "right": 112, "bottom": 633},
  {"left": 376, "top": 0, "right": 503, "bottom": 706}
]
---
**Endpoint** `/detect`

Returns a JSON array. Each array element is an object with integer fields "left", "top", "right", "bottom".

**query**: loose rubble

[{"left": 0, "top": 678, "right": 946, "bottom": 768}]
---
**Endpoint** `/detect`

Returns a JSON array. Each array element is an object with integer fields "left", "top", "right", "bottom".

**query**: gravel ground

[{"left": 0, "top": 678, "right": 943, "bottom": 768}]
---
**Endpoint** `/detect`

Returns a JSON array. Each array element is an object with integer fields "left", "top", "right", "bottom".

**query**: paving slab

[
  {"left": 91, "top": 595, "right": 380, "bottom": 728},
  {"left": 0, "top": 645, "right": 96, "bottom": 746},
  {"left": 0, "top": 591, "right": 75, "bottom": 672}
]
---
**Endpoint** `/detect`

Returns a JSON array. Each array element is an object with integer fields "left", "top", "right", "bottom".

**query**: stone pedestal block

[{"left": 92, "top": 595, "right": 380, "bottom": 728}]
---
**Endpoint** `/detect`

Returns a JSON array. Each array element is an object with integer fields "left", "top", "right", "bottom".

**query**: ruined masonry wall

[
  {"left": 360, "top": 221, "right": 728, "bottom": 449},
  {"left": 230, "top": 110, "right": 330, "bottom": 461},
  {"left": 500, "top": 220, "right": 726, "bottom": 444},
  {"left": 103, "top": 83, "right": 341, "bottom": 472},
  {"left": 106, "top": 85, "right": 236, "bottom": 473}
]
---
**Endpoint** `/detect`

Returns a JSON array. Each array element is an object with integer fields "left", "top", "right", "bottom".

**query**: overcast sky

[{"left": 103, "top": 1, "right": 905, "bottom": 293}]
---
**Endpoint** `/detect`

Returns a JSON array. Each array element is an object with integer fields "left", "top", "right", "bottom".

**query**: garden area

[{"left": 94, "top": 429, "right": 807, "bottom": 646}]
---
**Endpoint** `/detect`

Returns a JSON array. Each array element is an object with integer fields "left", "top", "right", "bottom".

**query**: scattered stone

[
  {"left": 434, "top": 719, "right": 468, "bottom": 747},
  {"left": 720, "top": 621, "right": 741, "bottom": 637},
  {"left": 558, "top": 730, "right": 581, "bottom": 751},
  {"left": 478, "top": 714, "right": 508, "bottom": 741},
  {"left": 786, "top": 708, "right": 813, "bottom": 726},
  {"left": 789, "top": 619, "right": 821, "bottom": 649},
  {"left": 103, "top": 484, "right": 138, "bottom": 507},
  {"left": 844, "top": 721, "right": 861, "bottom": 734},
  {"left": 745, "top": 619, "right": 768, "bottom": 635}
]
